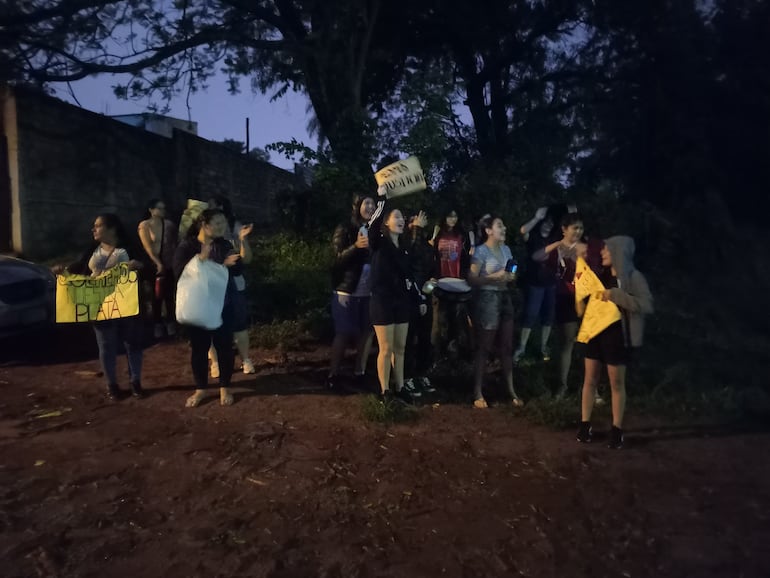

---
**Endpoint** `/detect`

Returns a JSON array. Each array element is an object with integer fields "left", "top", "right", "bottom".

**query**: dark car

[{"left": 0, "top": 255, "right": 56, "bottom": 339}]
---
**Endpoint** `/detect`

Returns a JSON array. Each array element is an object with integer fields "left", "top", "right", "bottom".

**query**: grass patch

[{"left": 361, "top": 394, "right": 420, "bottom": 424}]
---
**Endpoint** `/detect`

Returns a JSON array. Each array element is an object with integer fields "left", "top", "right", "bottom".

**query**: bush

[{"left": 244, "top": 233, "right": 332, "bottom": 326}]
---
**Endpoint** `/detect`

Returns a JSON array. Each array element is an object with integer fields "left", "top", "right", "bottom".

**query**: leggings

[{"left": 186, "top": 324, "right": 234, "bottom": 388}]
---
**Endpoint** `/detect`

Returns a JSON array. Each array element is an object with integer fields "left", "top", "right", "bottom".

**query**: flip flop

[{"left": 473, "top": 398, "right": 488, "bottom": 409}]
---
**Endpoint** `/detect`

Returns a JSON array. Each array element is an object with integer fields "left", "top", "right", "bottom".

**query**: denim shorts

[
  {"left": 332, "top": 293, "right": 371, "bottom": 335},
  {"left": 473, "top": 290, "right": 514, "bottom": 330}
]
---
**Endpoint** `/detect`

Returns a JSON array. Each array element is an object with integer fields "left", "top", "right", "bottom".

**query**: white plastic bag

[{"left": 175, "top": 256, "right": 229, "bottom": 329}]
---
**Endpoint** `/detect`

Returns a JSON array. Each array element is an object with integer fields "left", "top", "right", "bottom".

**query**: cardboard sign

[
  {"left": 374, "top": 156, "right": 427, "bottom": 198},
  {"left": 56, "top": 263, "right": 139, "bottom": 323},
  {"left": 179, "top": 198, "right": 208, "bottom": 237},
  {"left": 574, "top": 257, "right": 622, "bottom": 343}
]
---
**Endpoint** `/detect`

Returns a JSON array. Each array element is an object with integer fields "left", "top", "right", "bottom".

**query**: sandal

[
  {"left": 511, "top": 396, "right": 524, "bottom": 408},
  {"left": 220, "top": 388, "right": 234, "bottom": 406},
  {"left": 185, "top": 390, "right": 206, "bottom": 408},
  {"left": 473, "top": 398, "right": 488, "bottom": 409}
]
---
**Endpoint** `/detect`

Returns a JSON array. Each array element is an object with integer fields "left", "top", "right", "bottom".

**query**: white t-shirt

[{"left": 88, "top": 246, "right": 129, "bottom": 276}]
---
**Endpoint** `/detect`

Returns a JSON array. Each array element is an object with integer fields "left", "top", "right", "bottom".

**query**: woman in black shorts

[
  {"left": 367, "top": 186, "right": 419, "bottom": 402},
  {"left": 577, "top": 236, "right": 653, "bottom": 448}
]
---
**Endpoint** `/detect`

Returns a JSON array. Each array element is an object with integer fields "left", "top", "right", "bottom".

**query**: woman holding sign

[
  {"left": 576, "top": 236, "right": 653, "bottom": 449},
  {"left": 467, "top": 215, "right": 524, "bottom": 408},
  {"left": 367, "top": 186, "right": 420, "bottom": 403},
  {"left": 54, "top": 213, "right": 146, "bottom": 400}
]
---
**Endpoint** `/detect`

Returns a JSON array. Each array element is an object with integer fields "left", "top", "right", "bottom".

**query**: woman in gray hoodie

[{"left": 576, "top": 236, "right": 653, "bottom": 449}]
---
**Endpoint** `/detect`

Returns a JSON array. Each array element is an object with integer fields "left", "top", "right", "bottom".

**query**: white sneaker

[
  {"left": 210, "top": 362, "right": 220, "bottom": 379},
  {"left": 242, "top": 359, "right": 256, "bottom": 374}
]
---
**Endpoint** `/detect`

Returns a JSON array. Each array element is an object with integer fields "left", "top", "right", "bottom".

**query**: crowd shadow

[{"left": 627, "top": 420, "right": 770, "bottom": 446}]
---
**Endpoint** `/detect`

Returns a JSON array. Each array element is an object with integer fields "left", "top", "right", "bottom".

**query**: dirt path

[{"left": 1, "top": 338, "right": 769, "bottom": 578}]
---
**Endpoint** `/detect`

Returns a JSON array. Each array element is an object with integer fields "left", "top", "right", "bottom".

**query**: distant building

[{"left": 111, "top": 113, "right": 198, "bottom": 138}]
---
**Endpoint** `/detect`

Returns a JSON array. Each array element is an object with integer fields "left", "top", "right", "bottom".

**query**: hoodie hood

[{"left": 604, "top": 235, "right": 636, "bottom": 285}]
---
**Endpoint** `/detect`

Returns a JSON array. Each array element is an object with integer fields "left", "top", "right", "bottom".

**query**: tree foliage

[{"left": 2, "top": 0, "right": 769, "bottom": 222}]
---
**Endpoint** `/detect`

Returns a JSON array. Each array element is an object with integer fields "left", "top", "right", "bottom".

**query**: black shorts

[
  {"left": 370, "top": 294, "right": 411, "bottom": 326},
  {"left": 585, "top": 321, "right": 630, "bottom": 366}
]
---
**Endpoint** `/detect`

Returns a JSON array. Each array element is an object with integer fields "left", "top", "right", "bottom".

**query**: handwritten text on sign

[
  {"left": 374, "top": 156, "right": 427, "bottom": 198},
  {"left": 56, "top": 264, "right": 140, "bottom": 323}
]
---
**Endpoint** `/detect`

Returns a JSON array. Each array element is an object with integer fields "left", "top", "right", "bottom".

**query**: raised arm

[{"left": 366, "top": 187, "right": 388, "bottom": 251}]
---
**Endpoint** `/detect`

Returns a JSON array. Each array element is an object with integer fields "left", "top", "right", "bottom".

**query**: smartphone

[{"left": 505, "top": 259, "right": 518, "bottom": 274}]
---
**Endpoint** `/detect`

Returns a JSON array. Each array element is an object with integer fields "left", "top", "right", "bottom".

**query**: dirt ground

[{"left": 1, "top": 327, "right": 769, "bottom": 578}]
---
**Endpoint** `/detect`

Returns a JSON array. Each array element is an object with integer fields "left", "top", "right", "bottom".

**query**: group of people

[
  {"left": 53, "top": 196, "right": 255, "bottom": 407},
  {"left": 327, "top": 187, "right": 653, "bottom": 449},
  {"left": 54, "top": 184, "right": 653, "bottom": 448}
]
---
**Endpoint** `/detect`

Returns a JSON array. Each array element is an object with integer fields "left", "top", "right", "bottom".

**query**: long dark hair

[
  {"left": 437, "top": 210, "right": 465, "bottom": 237},
  {"left": 186, "top": 208, "right": 225, "bottom": 239},
  {"left": 210, "top": 195, "right": 235, "bottom": 230},
  {"left": 97, "top": 213, "right": 131, "bottom": 248},
  {"left": 477, "top": 214, "right": 503, "bottom": 245}
]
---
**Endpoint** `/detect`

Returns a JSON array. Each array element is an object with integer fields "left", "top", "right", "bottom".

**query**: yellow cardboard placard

[
  {"left": 374, "top": 156, "right": 427, "bottom": 198},
  {"left": 574, "top": 257, "right": 622, "bottom": 343},
  {"left": 56, "top": 263, "right": 139, "bottom": 323},
  {"left": 179, "top": 198, "right": 208, "bottom": 237}
]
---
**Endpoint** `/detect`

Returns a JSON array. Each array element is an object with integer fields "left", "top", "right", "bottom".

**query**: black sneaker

[
  {"left": 379, "top": 390, "right": 394, "bottom": 404},
  {"left": 394, "top": 387, "right": 414, "bottom": 405},
  {"left": 106, "top": 383, "right": 123, "bottom": 401},
  {"left": 130, "top": 381, "right": 146, "bottom": 399},
  {"left": 576, "top": 421, "right": 593, "bottom": 443},
  {"left": 419, "top": 376, "right": 436, "bottom": 393},
  {"left": 607, "top": 426, "right": 624, "bottom": 449},
  {"left": 403, "top": 378, "right": 422, "bottom": 398}
]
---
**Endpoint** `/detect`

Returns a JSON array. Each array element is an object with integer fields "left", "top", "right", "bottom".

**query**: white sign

[{"left": 374, "top": 156, "right": 427, "bottom": 198}]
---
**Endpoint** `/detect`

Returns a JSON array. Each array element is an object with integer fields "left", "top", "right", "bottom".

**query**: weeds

[{"left": 361, "top": 395, "right": 420, "bottom": 424}]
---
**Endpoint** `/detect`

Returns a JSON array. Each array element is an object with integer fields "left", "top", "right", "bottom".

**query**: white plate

[{"left": 436, "top": 277, "right": 471, "bottom": 293}]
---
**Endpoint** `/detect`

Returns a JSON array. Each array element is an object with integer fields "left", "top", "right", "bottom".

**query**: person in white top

[{"left": 53, "top": 213, "right": 146, "bottom": 400}]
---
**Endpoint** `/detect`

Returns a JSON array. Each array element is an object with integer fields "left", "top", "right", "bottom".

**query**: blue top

[{"left": 472, "top": 243, "right": 513, "bottom": 292}]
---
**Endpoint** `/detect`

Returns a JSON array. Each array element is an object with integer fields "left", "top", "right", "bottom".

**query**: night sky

[{"left": 56, "top": 71, "right": 313, "bottom": 171}]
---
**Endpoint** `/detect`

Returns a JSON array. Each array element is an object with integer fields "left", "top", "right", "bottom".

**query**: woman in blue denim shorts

[{"left": 467, "top": 215, "right": 524, "bottom": 409}]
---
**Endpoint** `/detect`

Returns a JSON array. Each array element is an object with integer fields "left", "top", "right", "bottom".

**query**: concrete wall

[{"left": 2, "top": 86, "right": 303, "bottom": 260}]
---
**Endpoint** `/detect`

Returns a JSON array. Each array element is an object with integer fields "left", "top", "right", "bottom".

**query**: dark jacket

[
  {"left": 407, "top": 224, "right": 435, "bottom": 288},
  {"left": 368, "top": 199, "right": 417, "bottom": 302},
  {"left": 330, "top": 221, "right": 369, "bottom": 293}
]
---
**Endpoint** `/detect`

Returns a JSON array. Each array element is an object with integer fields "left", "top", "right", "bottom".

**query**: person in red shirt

[{"left": 431, "top": 210, "right": 470, "bottom": 357}]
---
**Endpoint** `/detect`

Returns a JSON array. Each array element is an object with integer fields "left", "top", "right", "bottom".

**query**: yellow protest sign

[
  {"left": 179, "top": 198, "right": 208, "bottom": 237},
  {"left": 56, "top": 263, "right": 140, "bottom": 323},
  {"left": 574, "top": 257, "right": 622, "bottom": 343},
  {"left": 374, "top": 156, "right": 427, "bottom": 198},
  {"left": 574, "top": 257, "right": 605, "bottom": 300}
]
